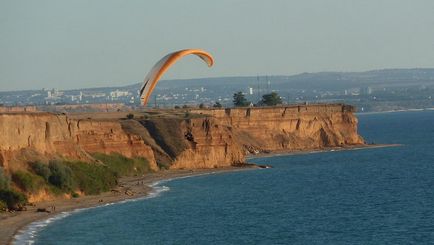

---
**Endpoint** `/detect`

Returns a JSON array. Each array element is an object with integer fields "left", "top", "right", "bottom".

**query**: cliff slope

[
  {"left": 191, "top": 104, "right": 364, "bottom": 153},
  {"left": 0, "top": 113, "right": 157, "bottom": 171},
  {"left": 0, "top": 104, "right": 364, "bottom": 171}
]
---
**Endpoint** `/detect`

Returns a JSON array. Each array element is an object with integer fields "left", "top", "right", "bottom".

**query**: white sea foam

[
  {"left": 13, "top": 170, "right": 232, "bottom": 244},
  {"left": 13, "top": 181, "right": 172, "bottom": 245},
  {"left": 13, "top": 210, "right": 76, "bottom": 245}
]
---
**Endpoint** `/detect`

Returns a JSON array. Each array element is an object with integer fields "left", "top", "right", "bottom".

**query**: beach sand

[{"left": 0, "top": 167, "right": 252, "bottom": 245}]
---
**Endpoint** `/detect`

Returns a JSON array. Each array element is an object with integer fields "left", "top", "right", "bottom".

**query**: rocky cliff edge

[{"left": 0, "top": 104, "right": 364, "bottom": 171}]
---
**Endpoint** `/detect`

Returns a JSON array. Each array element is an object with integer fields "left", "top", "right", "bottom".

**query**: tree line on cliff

[{"left": 232, "top": 91, "right": 282, "bottom": 107}]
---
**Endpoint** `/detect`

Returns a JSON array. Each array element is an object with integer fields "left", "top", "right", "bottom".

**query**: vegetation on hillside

[
  {"left": 91, "top": 153, "right": 152, "bottom": 177},
  {"left": 0, "top": 153, "right": 152, "bottom": 211},
  {"left": 0, "top": 167, "right": 27, "bottom": 211},
  {"left": 12, "top": 171, "right": 45, "bottom": 194}
]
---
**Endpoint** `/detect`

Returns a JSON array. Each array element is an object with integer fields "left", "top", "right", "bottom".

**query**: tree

[
  {"left": 48, "top": 160, "right": 74, "bottom": 191},
  {"left": 126, "top": 113, "right": 134, "bottom": 119},
  {"left": 213, "top": 102, "right": 223, "bottom": 108},
  {"left": 261, "top": 92, "right": 282, "bottom": 106},
  {"left": 199, "top": 103, "right": 205, "bottom": 109},
  {"left": 0, "top": 189, "right": 27, "bottom": 210},
  {"left": 31, "top": 162, "right": 51, "bottom": 182},
  {"left": 233, "top": 91, "right": 250, "bottom": 107}
]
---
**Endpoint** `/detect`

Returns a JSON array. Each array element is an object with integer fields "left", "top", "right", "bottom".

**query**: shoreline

[
  {"left": 1, "top": 167, "right": 253, "bottom": 245},
  {"left": 356, "top": 107, "right": 434, "bottom": 115},
  {"left": 1, "top": 144, "right": 400, "bottom": 244},
  {"left": 246, "top": 144, "right": 402, "bottom": 160}
]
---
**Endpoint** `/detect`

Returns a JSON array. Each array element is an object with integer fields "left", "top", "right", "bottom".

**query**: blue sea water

[{"left": 16, "top": 111, "right": 434, "bottom": 244}]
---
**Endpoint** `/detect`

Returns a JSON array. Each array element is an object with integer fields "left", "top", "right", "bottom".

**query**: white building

[{"left": 110, "top": 90, "right": 129, "bottom": 98}]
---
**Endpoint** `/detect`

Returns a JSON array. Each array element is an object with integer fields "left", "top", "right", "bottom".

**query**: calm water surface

[{"left": 18, "top": 111, "right": 434, "bottom": 244}]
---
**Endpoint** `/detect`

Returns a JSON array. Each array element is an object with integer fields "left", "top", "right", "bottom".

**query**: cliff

[
  {"left": 0, "top": 113, "right": 158, "bottom": 172},
  {"left": 190, "top": 104, "right": 364, "bottom": 153},
  {"left": 0, "top": 104, "right": 364, "bottom": 172}
]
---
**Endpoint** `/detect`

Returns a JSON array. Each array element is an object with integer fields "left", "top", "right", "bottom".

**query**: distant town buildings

[
  {"left": 1, "top": 71, "right": 433, "bottom": 112},
  {"left": 110, "top": 90, "right": 130, "bottom": 99}
]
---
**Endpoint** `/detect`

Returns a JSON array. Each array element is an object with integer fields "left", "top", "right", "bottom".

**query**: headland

[{"left": 0, "top": 104, "right": 368, "bottom": 244}]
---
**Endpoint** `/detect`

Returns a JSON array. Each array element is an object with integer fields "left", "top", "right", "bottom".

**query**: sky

[{"left": 1, "top": 0, "right": 434, "bottom": 91}]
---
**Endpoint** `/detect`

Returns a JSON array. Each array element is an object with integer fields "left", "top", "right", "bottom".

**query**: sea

[{"left": 15, "top": 110, "right": 434, "bottom": 244}]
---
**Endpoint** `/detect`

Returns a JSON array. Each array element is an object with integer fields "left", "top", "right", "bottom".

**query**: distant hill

[
  {"left": 122, "top": 68, "right": 434, "bottom": 92},
  {"left": 2, "top": 68, "right": 434, "bottom": 94},
  {"left": 1, "top": 68, "right": 433, "bottom": 112}
]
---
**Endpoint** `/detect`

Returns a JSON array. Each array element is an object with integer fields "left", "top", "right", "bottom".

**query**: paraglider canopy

[{"left": 140, "top": 49, "right": 214, "bottom": 106}]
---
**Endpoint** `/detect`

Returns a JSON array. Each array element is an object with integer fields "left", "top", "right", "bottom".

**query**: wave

[
  {"left": 13, "top": 170, "right": 227, "bottom": 245},
  {"left": 13, "top": 182, "right": 171, "bottom": 245}
]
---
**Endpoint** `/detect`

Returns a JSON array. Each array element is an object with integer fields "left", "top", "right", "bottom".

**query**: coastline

[
  {"left": 246, "top": 144, "right": 402, "bottom": 160},
  {"left": 0, "top": 144, "right": 401, "bottom": 244},
  {"left": 356, "top": 107, "right": 434, "bottom": 115},
  {"left": 1, "top": 167, "right": 253, "bottom": 245}
]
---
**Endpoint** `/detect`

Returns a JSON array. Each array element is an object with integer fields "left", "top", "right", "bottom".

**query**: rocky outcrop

[{"left": 0, "top": 104, "right": 364, "bottom": 171}]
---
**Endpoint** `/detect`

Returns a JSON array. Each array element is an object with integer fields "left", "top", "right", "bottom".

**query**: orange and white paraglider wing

[{"left": 140, "top": 49, "right": 214, "bottom": 106}]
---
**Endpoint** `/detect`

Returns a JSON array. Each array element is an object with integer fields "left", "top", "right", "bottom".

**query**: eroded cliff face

[
  {"left": 0, "top": 113, "right": 157, "bottom": 171},
  {"left": 0, "top": 104, "right": 364, "bottom": 172},
  {"left": 191, "top": 104, "right": 364, "bottom": 153},
  {"left": 119, "top": 117, "right": 244, "bottom": 169},
  {"left": 150, "top": 117, "right": 245, "bottom": 169}
]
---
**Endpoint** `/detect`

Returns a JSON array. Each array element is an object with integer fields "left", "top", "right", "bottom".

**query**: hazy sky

[{"left": 1, "top": 0, "right": 434, "bottom": 91}]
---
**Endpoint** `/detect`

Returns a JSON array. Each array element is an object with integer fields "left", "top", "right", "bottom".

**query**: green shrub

[
  {"left": 65, "top": 161, "right": 117, "bottom": 195},
  {"left": 48, "top": 160, "right": 75, "bottom": 191},
  {"left": 71, "top": 192, "right": 79, "bottom": 198},
  {"left": 12, "top": 171, "right": 45, "bottom": 193},
  {"left": 31, "top": 161, "right": 51, "bottom": 182},
  {"left": 92, "top": 153, "right": 152, "bottom": 176},
  {"left": 0, "top": 200, "right": 7, "bottom": 211},
  {"left": 16, "top": 154, "right": 152, "bottom": 197},
  {"left": 0, "top": 167, "right": 10, "bottom": 190},
  {"left": 48, "top": 185, "right": 64, "bottom": 196},
  {"left": 0, "top": 189, "right": 27, "bottom": 210}
]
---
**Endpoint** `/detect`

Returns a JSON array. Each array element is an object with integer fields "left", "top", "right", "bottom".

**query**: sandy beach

[{"left": 0, "top": 167, "right": 253, "bottom": 245}]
